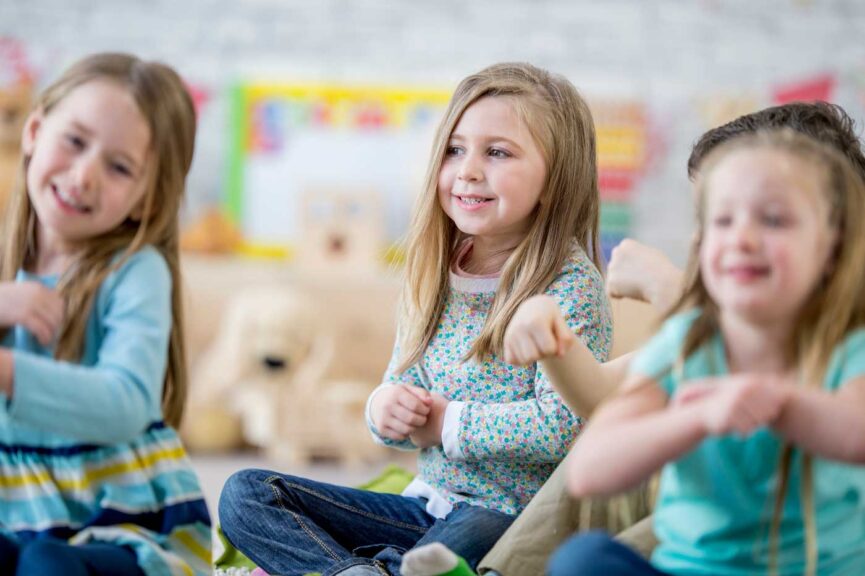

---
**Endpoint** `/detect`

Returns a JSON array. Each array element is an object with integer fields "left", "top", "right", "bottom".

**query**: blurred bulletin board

[
  {"left": 594, "top": 101, "right": 648, "bottom": 263},
  {"left": 226, "top": 83, "right": 451, "bottom": 258},
  {"left": 226, "top": 82, "right": 648, "bottom": 262}
]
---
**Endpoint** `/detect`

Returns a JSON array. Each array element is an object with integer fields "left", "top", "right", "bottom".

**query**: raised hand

[
  {"left": 504, "top": 295, "right": 574, "bottom": 366},
  {"left": 606, "top": 239, "right": 683, "bottom": 311},
  {"left": 0, "top": 282, "right": 65, "bottom": 346}
]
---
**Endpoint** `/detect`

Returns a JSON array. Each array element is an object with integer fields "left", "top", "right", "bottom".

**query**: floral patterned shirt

[{"left": 367, "top": 241, "right": 612, "bottom": 515}]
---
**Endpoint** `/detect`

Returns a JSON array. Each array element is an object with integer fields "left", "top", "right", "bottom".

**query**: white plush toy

[{"left": 182, "top": 285, "right": 385, "bottom": 466}]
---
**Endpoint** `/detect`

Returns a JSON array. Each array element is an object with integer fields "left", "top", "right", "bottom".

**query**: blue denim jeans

[
  {"left": 547, "top": 531, "right": 669, "bottom": 576},
  {"left": 219, "top": 469, "right": 515, "bottom": 576},
  {"left": 0, "top": 535, "right": 144, "bottom": 576}
]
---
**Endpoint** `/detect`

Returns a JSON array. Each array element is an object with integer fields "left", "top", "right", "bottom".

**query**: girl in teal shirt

[{"left": 551, "top": 129, "right": 865, "bottom": 575}]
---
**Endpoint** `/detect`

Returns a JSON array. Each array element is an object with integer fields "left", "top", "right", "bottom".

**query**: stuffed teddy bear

[{"left": 182, "top": 284, "right": 386, "bottom": 466}]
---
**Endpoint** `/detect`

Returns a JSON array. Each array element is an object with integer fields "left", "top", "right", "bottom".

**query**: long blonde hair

[
  {"left": 669, "top": 129, "right": 865, "bottom": 574},
  {"left": 0, "top": 53, "right": 196, "bottom": 427},
  {"left": 397, "top": 62, "right": 601, "bottom": 371}
]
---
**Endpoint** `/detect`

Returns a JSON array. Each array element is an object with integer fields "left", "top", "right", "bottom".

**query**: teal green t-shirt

[{"left": 630, "top": 310, "right": 865, "bottom": 575}]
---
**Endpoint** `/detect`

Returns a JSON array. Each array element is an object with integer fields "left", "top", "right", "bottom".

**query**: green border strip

[
  {"left": 600, "top": 201, "right": 631, "bottom": 233},
  {"left": 225, "top": 83, "right": 247, "bottom": 225}
]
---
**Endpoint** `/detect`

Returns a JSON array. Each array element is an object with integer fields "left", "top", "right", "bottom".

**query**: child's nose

[
  {"left": 71, "top": 154, "right": 98, "bottom": 191},
  {"left": 456, "top": 152, "right": 483, "bottom": 182},
  {"left": 732, "top": 222, "right": 760, "bottom": 249}
]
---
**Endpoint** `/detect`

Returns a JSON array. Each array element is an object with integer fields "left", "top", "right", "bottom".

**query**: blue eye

[{"left": 488, "top": 148, "right": 510, "bottom": 159}]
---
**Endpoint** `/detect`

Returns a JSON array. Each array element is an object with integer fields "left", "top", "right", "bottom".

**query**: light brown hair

[
  {"left": 0, "top": 53, "right": 196, "bottom": 427},
  {"left": 687, "top": 101, "right": 865, "bottom": 185},
  {"left": 397, "top": 62, "right": 601, "bottom": 371},
  {"left": 671, "top": 129, "right": 865, "bottom": 574}
]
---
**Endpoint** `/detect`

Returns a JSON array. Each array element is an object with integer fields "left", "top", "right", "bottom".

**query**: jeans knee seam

[
  {"left": 286, "top": 480, "right": 428, "bottom": 533},
  {"left": 270, "top": 477, "right": 427, "bottom": 533},
  {"left": 267, "top": 476, "right": 342, "bottom": 561}
]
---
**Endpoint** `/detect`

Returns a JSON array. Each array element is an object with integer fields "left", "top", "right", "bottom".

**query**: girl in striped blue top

[{"left": 0, "top": 53, "right": 211, "bottom": 576}]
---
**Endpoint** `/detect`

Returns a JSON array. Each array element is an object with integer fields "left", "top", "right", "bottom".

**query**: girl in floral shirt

[{"left": 219, "top": 62, "right": 612, "bottom": 576}]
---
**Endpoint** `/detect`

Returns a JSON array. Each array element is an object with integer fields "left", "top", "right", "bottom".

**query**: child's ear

[{"left": 21, "top": 109, "right": 44, "bottom": 156}]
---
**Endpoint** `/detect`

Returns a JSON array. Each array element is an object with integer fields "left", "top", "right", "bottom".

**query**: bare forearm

[
  {"left": 649, "top": 266, "right": 685, "bottom": 315},
  {"left": 540, "top": 347, "right": 631, "bottom": 418},
  {"left": 773, "top": 387, "right": 865, "bottom": 463},
  {"left": 568, "top": 404, "right": 705, "bottom": 497}
]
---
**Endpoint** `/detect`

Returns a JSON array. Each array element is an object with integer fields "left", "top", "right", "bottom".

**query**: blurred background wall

[{"left": 2, "top": 0, "right": 865, "bottom": 266}]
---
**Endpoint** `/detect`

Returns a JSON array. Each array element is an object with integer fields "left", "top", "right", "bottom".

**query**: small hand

[
  {"left": 504, "top": 295, "right": 575, "bottom": 366},
  {"left": 606, "top": 239, "right": 682, "bottom": 309},
  {"left": 0, "top": 281, "right": 65, "bottom": 346},
  {"left": 670, "top": 380, "right": 718, "bottom": 407},
  {"left": 410, "top": 391, "right": 449, "bottom": 449},
  {"left": 370, "top": 384, "right": 432, "bottom": 441},
  {"left": 684, "top": 374, "right": 792, "bottom": 437}
]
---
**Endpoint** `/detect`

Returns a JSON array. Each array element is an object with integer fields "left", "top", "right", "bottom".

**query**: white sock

[{"left": 401, "top": 543, "right": 459, "bottom": 576}]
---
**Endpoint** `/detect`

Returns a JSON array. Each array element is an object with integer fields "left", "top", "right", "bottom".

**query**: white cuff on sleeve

[
  {"left": 441, "top": 400, "right": 465, "bottom": 460},
  {"left": 365, "top": 385, "right": 389, "bottom": 442}
]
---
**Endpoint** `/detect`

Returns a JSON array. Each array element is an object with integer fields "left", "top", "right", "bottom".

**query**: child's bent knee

[{"left": 218, "top": 468, "right": 275, "bottom": 527}]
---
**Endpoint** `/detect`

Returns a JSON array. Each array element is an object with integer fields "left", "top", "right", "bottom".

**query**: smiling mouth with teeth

[
  {"left": 53, "top": 186, "right": 91, "bottom": 213},
  {"left": 458, "top": 196, "right": 492, "bottom": 205}
]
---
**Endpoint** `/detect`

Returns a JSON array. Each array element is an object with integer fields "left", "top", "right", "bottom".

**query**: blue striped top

[{"left": 0, "top": 247, "right": 211, "bottom": 576}]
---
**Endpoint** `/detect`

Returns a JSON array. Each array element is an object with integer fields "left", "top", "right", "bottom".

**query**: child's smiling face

[
  {"left": 437, "top": 95, "right": 547, "bottom": 249},
  {"left": 700, "top": 147, "right": 837, "bottom": 327},
  {"left": 23, "top": 79, "right": 152, "bottom": 253}
]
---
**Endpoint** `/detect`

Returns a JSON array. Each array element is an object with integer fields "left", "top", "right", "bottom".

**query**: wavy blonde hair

[
  {"left": 0, "top": 53, "right": 196, "bottom": 427},
  {"left": 396, "top": 62, "right": 601, "bottom": 372},
  {"left": 668, "top": 129, "right": 865, "bottom": 575}
]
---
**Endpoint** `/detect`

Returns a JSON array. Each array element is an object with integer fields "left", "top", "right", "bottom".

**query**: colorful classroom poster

[
  {"left": 226, "top": 83, "right": 451, "bottom": 258},
  {"left": 227, "top": 82, "right": 647, "bottom": 262}
]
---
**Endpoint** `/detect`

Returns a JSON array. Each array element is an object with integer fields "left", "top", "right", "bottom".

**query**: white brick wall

[{"left": 3, "top": 0, "right": 864, "bottom": 266}]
